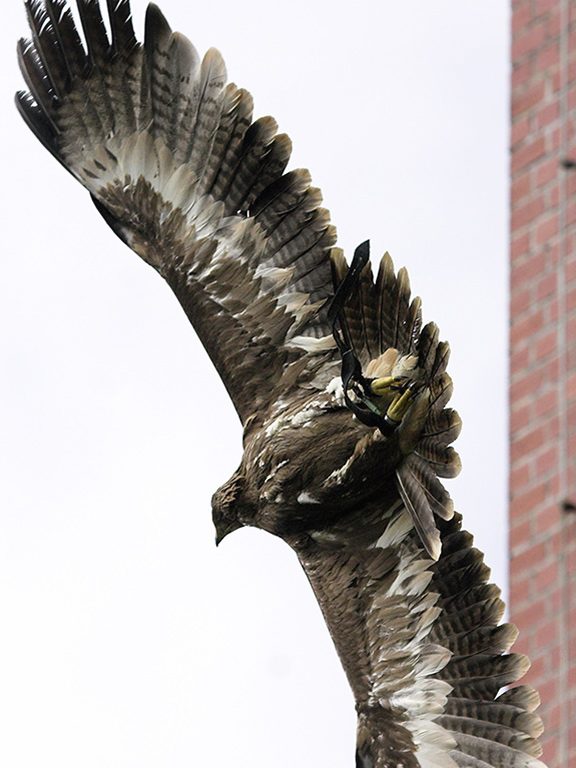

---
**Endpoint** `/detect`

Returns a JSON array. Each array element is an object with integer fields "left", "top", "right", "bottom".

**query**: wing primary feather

[
  {"left": 45, "top": 0, "right": 88, "bottom": 80},
  {"left": 17, "top": 37, "right": 58, "bottom": 122},
  {"left": 444, "top": 697, "right": 544, "bottom": 737},
  {"left": 144, "top": 1, "right": 177, "bottom": 148},
  {"left": 76, "top": 0, "right": 111, "bottom": 69},
  {"left": 183, "top": 46, "right": 226, "bottom": 180},
  {"left": 497, "top": 687, "right": 541, "bottom": 714},
  {"left": 106, "top": 0, "right": 137, "bottom": 54},
  {"left": 25, "top": 0, "right": 69, "bottom": 97}
]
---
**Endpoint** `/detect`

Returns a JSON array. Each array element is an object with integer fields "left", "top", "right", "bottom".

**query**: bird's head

[{"left": 211, "top": 469, "right": 248, "bottom": 545}]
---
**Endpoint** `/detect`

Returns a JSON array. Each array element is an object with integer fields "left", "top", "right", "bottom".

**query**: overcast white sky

[{"left": 1, "top": 2, "right": 509, "bottom": 766}]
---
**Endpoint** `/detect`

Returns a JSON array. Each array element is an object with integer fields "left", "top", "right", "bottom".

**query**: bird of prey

[{"left": 16, "top": 2, "right": 546, "bottom": 767}]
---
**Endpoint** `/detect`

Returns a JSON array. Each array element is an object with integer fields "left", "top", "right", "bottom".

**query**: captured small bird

[{"left": 16, "top": 2, "right": 546, "bottom": 766}]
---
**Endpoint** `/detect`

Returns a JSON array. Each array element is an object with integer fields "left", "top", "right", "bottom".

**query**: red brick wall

[{"left": 510, "top": 1, "right": 576, "bottom": 766}]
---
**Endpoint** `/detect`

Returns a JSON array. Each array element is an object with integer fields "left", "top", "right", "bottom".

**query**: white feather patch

[
  {"left": 371, "top": 505, "right": 414, "bottom": 550},
  {"left": 297, "top": 491, "right": 320, "bottom": 504},
  {"left": 287, "top": 334, "right": 336, "bottom": 353},
  {"left": 366, "top": 520, "right": 457, "bottom": 768},
  {"left": 277, "top": 291, "right": 309, "bottom": 314},
  {"left": 254, "top": 265, "right": 295, "bottom": 288},
  {"left": 325, "top": 375, "right": 345, "bottom": 405}
]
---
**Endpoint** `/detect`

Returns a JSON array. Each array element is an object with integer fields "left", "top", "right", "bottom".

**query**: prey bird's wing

[
  {"left": 292, "top": 510, "right": 545, "bottom": 768},
  {"left": 17, "top": 0, "right": 338, "bottom": 425}
]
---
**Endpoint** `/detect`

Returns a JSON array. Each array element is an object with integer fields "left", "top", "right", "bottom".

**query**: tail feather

[
  {"left": 376, "top": 253, "right": 418, "bottom": 353},
  {"left": 418, "top": 321, "right": 440, "bottom": 378},
  {"left": 423, "top": 407, "right": 462, "bottom": 446},
  {"left": 342, "top": 258, "right": 378, "bottom": 367},
  {"left": 396, "top": 459, "right": 442, "bottom": 560},
  {"left": 405, "top": 453, "right": 455, "bottom": 520},
  {"left": 331, "top": 249, "right": 461, "bottom": 559},
  {"left": 333, "top": 249, "right": 422, "bottom": 368}
]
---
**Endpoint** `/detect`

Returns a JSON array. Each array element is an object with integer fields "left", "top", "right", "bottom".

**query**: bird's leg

[
  {"left": 386, "top": 387, "right": 415, "bottom": 422},
  {"left": 369, "top": 377, "right": 417, "bottom": 435},
  {"left": 370, "top": 376, "right": 407, "bottom": 397}
]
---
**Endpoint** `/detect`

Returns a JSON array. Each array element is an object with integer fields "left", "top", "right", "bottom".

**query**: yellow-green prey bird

[{"left": 16, "top": 1, "right": 546, "bottom": 766}]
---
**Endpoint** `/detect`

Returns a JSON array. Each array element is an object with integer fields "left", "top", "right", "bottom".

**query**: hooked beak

[{"left": 214, "top": 519, "right": 243, "bottom": 547}]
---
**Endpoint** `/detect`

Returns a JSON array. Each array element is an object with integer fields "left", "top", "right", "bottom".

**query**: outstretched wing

[
  {"left": 292, "top": 510, "right": 545, "bottom": 768},
  {"left": 16, "top": 0, "right": 337, "bottom": 424},
  {"left": 290, "top": 257, "right": 545, "bottom": 767}
]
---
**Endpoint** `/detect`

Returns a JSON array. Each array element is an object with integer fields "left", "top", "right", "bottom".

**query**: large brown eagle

[{"left": 17, "top": 2, "right": 545, "bottom": 766}]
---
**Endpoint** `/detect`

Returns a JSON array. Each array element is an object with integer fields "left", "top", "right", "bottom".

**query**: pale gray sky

[{"left": 1, "top": 2, "right": 509, "bottom": 766}]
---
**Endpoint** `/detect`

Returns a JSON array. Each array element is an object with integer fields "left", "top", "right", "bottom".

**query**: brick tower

[{"left": 509, "top": 1, "right": 576, "bottom": 766}]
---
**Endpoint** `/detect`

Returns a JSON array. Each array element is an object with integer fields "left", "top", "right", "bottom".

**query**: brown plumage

[{"left": 16, "top": 2, "right": 546, "bottom": 767}]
